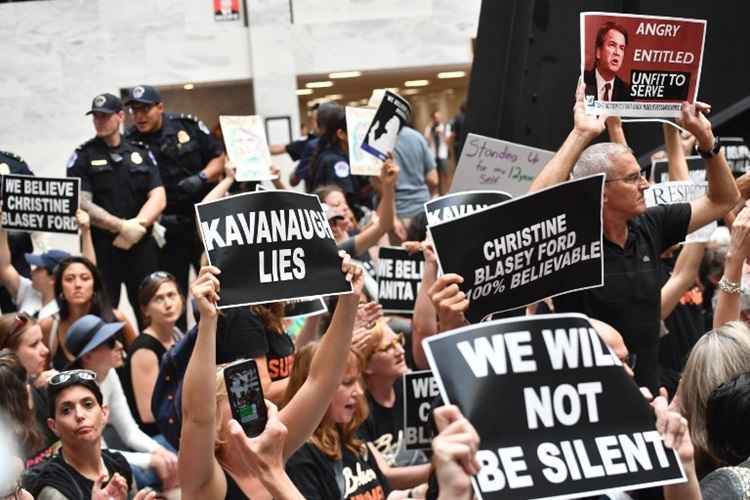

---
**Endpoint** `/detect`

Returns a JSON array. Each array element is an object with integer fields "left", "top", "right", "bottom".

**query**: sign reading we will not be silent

[
  {"left": 450, "top": 134, "right": 553, "bottom": 198},
  {"left": 195, "top": 191, "right": 352, "bottom": 308},
  {"left": 423, "top": 314, "right": 685, "bottom": 500}
]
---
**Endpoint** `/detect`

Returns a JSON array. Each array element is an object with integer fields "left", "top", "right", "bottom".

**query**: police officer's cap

[
  {"left": 125, "top": 85, "right": 162, "bottom": 106},
  {"left": 85, "top": 93, "right": 123, "bottom": 115}
]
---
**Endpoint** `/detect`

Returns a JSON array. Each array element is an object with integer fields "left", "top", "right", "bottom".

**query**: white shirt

[
  {"left": 99, "top": 369, "right": 159, "bottom": 468},
  {"left": 595, "top": 69, "right": 616, "bottom": 101},
  {"left": 15, "top": 276, "right": 42, "bottom": 316}
]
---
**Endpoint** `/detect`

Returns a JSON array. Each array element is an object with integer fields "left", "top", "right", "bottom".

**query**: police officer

[
  {"left": 66, "top": 93, "right": 166, "bottom": 315},
  {"left": 124, "top": 85, "right": 224, "bottom": 326},
  {"left": 0, "top": 150, "right": 35, "bottom": 313}
]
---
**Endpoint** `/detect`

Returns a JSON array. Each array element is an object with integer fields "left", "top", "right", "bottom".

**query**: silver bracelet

[{"left": 718, "top": 277, "right": 743, "bottom": 295}]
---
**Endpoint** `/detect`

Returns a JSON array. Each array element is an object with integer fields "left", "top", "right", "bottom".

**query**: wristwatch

[
  {"left": 198, "top": 171, "right": 209, "bottom": 183},
  {"left": 696, "top": 137, "right": 721, "bottom": 159}
]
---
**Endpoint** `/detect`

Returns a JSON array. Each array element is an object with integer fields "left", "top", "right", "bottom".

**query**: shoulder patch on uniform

[
  {"left": 334, "top": 161, "right": 350, "bottom": 179},
  {"left": 67, "top": 152, "right": 78, "bottom": 168},
  {"left": 147, "top": 150, "right": 158, "bottom": 166}
]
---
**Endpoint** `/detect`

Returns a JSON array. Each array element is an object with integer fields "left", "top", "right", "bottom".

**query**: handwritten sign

[
  {"left": 450, "top": 134, "right": 553, "bottom": 197},
  {"left": 220, "top": 115, "right": 275, "bottom": 182},
  {"left": 346, "top": 107, "right": 383, "bottom": 176}
]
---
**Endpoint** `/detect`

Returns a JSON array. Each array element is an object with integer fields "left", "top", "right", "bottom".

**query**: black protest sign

[
  {"left": 424, "top": 190, "right": 512, "bottom": 226},
  {"left": 721, "top": 137, "right": 750, "bottom": 174},
  {"left": 361, "top": 90, "right": 412, "bottom": 161},
  {"left": 403, "top": 370, "right": 439, "bottom": 451},
  {"left": 650, "top": 155, "right": 705, "bottom": 183},
  {"left": 377, "top": 246, "right": 424, "bottom": 314},
  {"left": 196, "top": 191, "right": 352, "bottom": 309},
  {"left": 1, "top": 174, "right": 79, "bottom": 234},
  {"left": 284, "top": 297, "right": 327, "bottom": 319},
  {"left": 423, "top": 313, "right": 685, "bottom": 500},
  {"left": 430, "top": 176, "right": 604, "bottom": 322}
]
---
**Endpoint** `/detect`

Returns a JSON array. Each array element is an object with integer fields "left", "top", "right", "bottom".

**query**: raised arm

[
  {"left": 411, "top": 241, "right": 438, "bottom": 369},
  {"left": 713, "top": 206, "right": 750, "bottom": 328},
  {"left": 0, "top": 227, "right": 21, "bottom": 300},
  {"left": 202, "top": 161, "right": 236, "bottom": 204},
  {"left": 683, "top": 102, "right": 740, "bottom": 233},
  {"left": 529, "top": 81, "right": 606, "bottom": 192},
  {"left": 76, "top": 209, "right": 97, "bottom": 265},
  {"left": 280, "top": 253, "right": 362, "bottom": 459},
  {"left": 606, "top": 116, "right": 627, "bottom": 146},
  {"left": 178, "top": 266, "right": 224, "bottom": 498},
  {"left": 135, "top": 186, "right": 166, "bottom": 227},
  {"left": 353, "top": 159, "right": 399, "bottom": 255}
]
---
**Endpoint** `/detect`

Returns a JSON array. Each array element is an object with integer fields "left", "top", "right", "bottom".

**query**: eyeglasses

[
  {"left": 1, "top": 314, "right": 30, "bottom": 350},
  {"left": 375, "top": 333, "right": 405, "bottom": 354},
  {"left": 605, "top": 172, "right": 646, "bottom": 185},
  {"left": 49, "top": 369, "right": 97, "bottom": 386}
]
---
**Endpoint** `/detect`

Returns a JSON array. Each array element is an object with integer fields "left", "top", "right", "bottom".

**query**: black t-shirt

[
  {"left": 359, "top": 382, "right": 428, "bottom": 467},
  {"left": 554, "top": 204, "right": 692, "bottom": 391},
  {"left": 286, "top": 442, "right": 389, "bottom": 500},
  {"left": 265, "top": 329, "right": 295, "bottom": 382},
  {"left": 29, "top": 449, "right": 131, "bottom": 500},
  {"left": 216, "top": 307, "right": 269, "bottom": 364}
]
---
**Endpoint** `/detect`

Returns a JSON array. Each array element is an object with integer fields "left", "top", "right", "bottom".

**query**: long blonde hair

[
  {"left": 283, "top": 342, "right": 369, "bottom": 460},
  {"left": 680, "top": 321, "right": 750, "bottom": 462}
]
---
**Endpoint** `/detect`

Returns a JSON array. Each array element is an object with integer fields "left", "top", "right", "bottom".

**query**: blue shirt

[{"left": 393, "top": 127, "right": 436, "bottom": 218}]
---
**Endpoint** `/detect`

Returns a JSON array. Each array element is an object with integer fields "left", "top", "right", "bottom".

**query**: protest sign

[
  {"left": 377, "top": 246, "right": 425, "bottom": 314},
  {"left": 1, "top": 175, "right": 79, "bottom": 234},
  {"left": 361, "top": 90, "right": 411, "bottom": 161},
  {"left": 402, "top": 370, "right": 438, "bottom": 451},
  {"left": 650, "top": 155, "right": 705, "bottom": 183},
  {"left": 284, "top": 297, "right": 327, "bottom": 319},
  {"left": 430, "top": 176, "right": 604, "bottom": 322},
  {"left": 195, "top": 190, "right": 352, "bottom": 308},
  {"left": 214, "top": 0, "right": 241, "bottom": 21},
  {"left": 423, "top": 313, "right": 685, "bottom": 500},
  {"left": 425, "top": 190, "right": 511, "bottom": 226},
  {"left": 450, "top": 134, "right": 553, "bottom": 197},
  {"left": 644, "top": 180, "right": 714, "bottom": 242},
  {"left": 219, "top": 115, "right": 275, "bottom": 182},
  {"left": 581, "top": 12, "right": 707, "bottom": 117},
  {"left": 346, "top": 106, "right": 383, "bottom": 176},
  {"left": 721, "top": 137, "right": 750, "bottom": 174}
]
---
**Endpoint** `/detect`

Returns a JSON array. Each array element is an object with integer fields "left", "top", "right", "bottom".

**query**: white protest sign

[
  {"left": 346, "top": 106, "right": 383, "bottom": 176},
  {"left": 644, "top": 180, "right": 714, "bottom": 242},
  {"left": 450, "top": 133, "right": 553, "bottom": 197},
  {"left": 219, "top": 115, "right": 276, "bottom": 182}
]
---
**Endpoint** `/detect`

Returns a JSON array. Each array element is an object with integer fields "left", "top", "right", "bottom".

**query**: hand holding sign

[
  {"left": 191, "top": 266, "right": 222, "bottom": 319},
  {"left": 575, "top": 79, "right": 607, "bottom": 139},
  {"left": 676, "top": 101, "right": 714, "bottom": 150},
  {"left": 651, "top": 392, "right": 693, "bottom": 464},
  {"left": 340, "top": 250, "right": 364, "bottom": 297},
  {"left": 429, "top": 274, "right": 469, "bottom": 332},
  {"left": 432, "top": 405, "right": 481, "bottom": 499}
]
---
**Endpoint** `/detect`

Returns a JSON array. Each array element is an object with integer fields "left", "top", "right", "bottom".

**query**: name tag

[{"left": 90, "top": 159, "right": 108, "bottom": 166}]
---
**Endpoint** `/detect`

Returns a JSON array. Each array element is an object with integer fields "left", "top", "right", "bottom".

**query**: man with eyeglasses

[
  {"left": 66, "top": 93, "right": 166, "bottom": 320},
  {"left": 529, "top": 83, "right": 739, "bottom": 393},
  {"left": 124, "top": 85, "right": 225, "bottom": 329}
]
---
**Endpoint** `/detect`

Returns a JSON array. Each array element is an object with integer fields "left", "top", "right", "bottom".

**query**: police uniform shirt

[
  {"left": 126, "top": 113, "right": 223, "bottom": 216},
  {"left": 554, "top": 203, "right": 691, "bottom": 392},
  {"left": 0, "top": 150, "right": 34, "bottom": 176},
  {"left": 314, "top": 146, "right": 356, "bottom": 194},
  {"left": 66, "top": 137, "right": 162, "bottom": 222}
]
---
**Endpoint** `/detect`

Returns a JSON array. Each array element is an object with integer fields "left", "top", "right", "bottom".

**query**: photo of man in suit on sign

[{"left": 584, "top": 21, "right": 633, "bottom": 102}]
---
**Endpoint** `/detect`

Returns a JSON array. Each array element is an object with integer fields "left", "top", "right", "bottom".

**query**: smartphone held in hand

[{"left": 223, "top": 359, "right": 268, "bottom": 437}]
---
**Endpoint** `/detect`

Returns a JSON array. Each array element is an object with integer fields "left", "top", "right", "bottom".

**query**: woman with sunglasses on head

[
  {"left": 64, "top": 314, "right": 178, "bottom": 492},
  {"left": 120, "top": 271, "right": 184, "bottom": 438},
  {"left": 179, "top": 254, "right": 364, "bottom": 499},
  {"left": 41, "top": 257, "right": 137, "bottom": 371},
  {"left": 0, "top": 313, "right": 57, "bottom": 389}
]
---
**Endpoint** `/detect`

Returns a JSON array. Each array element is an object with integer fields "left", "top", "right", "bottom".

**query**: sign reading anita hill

[{"left": 580, "top": 12, "right": 706, "bottom": 117}]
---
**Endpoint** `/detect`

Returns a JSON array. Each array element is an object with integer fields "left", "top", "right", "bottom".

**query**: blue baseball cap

[
  {"left": 25, "top": 249, "right": 70, "bottom": 273},
  {"left": 86, "top": 93, "right": 123, "bottom": 115},
  {"left": 125, "top": 85, "right": 161, "bottom": 105},
  {"left": 64, "top": 315, "right": 125, "bottom": 368}
]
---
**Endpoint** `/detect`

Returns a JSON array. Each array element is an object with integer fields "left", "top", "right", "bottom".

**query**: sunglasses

[
  {"left": 0, "top": 314, "right": 30, "bottom": 350},
  {"left": 375, "top": 333, "right": 405, "bottom": 354},
  {"left": 49, "top": 369, "right": 97, "bottom": 386}
]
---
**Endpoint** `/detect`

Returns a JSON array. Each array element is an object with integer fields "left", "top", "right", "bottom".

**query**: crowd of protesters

[{"left": 0, "top": 61, "right": 749, "bottom": 500}]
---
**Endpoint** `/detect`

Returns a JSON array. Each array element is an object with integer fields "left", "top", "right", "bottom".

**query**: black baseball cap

[
  {"left": 86, "top": 93, "right": 123, "bottom": 115},
  {"left": 125, "top": 85, "right": 162, "bottom": 105},
  {"left": 64, "top": 314, "right": 125, "bottom": 369}
]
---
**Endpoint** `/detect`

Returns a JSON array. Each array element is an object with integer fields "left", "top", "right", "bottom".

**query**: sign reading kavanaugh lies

[
  {"left": 430, "top": 175, "right": 604, "bottom": 322},
  {"left": 196, "top": 191, "right": 352, "bottom": 309},
  {"left": 423, "top": 314, "right": 685, "bottom": 500}
]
